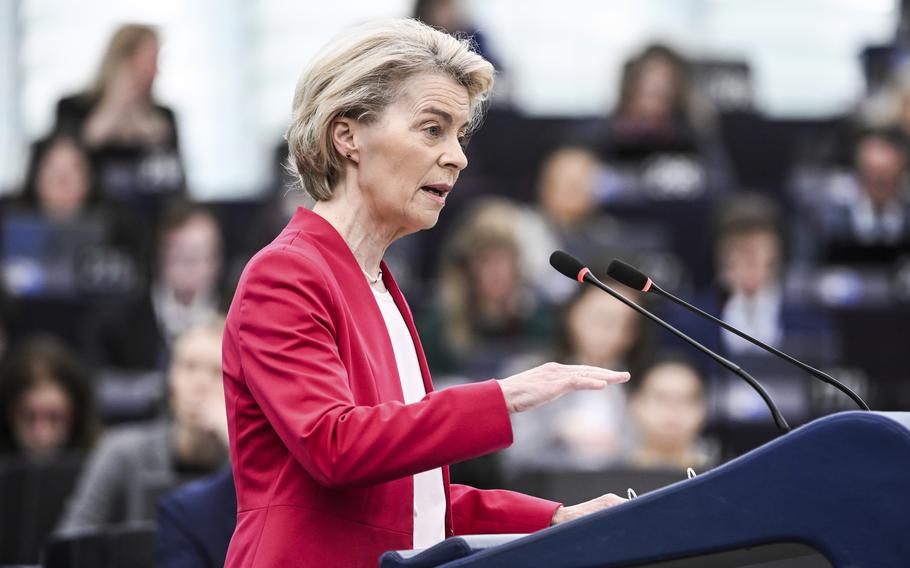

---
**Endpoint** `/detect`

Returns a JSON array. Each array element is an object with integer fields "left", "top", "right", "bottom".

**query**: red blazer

[{"left": 222, "top": 208, "right": 560, "bottom": 567}]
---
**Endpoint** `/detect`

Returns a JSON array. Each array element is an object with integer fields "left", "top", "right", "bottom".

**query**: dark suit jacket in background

[{"left": 157, "top": 465, "right": 236, "bottom": 568}]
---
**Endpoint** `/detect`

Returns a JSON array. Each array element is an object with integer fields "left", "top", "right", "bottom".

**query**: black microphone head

[
  {"left": 549, "top": 250, "right": 590, "bottom": 282},
  {"left": 607, "top": 259, "right": 652, "bottom": 292}
]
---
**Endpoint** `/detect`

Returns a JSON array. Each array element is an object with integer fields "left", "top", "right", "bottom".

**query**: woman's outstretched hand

[{"left": 497, "top": 363, "right": 630, "bottom": 414}]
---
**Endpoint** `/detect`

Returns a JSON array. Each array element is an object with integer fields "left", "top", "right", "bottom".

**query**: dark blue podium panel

[{"left": 381, "top": 412, "right": 910, "bottom": 568}]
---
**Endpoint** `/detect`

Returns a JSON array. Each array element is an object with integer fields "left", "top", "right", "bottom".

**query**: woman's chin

[{"left": 408, "top": 207, "right": 443, "bottom": 231}]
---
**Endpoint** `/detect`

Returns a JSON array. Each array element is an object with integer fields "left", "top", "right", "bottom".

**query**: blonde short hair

[{"left": 285, "top": 18, "right": 495, "bottom": 201}]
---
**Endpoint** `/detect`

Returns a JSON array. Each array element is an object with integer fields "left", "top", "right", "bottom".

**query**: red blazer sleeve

[
  {"left": 450, "top": 484, "right": 561, "bottom": 535},
  {"left": 236, "top": 249, "right": 514, "bottom": 489}
]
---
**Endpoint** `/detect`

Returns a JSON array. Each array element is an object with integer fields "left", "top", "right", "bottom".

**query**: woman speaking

[{"left": 222, "top": 18, "right": 630, "bottom": 567}]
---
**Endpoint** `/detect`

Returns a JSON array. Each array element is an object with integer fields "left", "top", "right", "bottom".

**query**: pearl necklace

[{"left": 362, "top": 267, "right": 383, "bottom": 285}]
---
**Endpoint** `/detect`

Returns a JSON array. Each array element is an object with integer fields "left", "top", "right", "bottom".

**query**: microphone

[
  {"left": 550, "top": 250, "right": 790, "bottom": 432},
  {"left": 606, "top": 259, "right": 870, "bottom": 411}
]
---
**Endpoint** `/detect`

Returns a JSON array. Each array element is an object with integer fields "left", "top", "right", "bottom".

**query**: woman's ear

[{"left": 331, "top": 117, "right": 358, "bottom": 163}]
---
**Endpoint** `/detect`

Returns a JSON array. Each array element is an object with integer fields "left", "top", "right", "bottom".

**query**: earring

[{"left": 346, "top": 153, "right": 351, "bottom": 158}]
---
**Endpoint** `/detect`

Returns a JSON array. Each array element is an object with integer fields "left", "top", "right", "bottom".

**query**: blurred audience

[
  {"left": 0, "top": 335, "right": 99, "bottom": 461},
  {"left": 504, "top": 285, "right": 648, "bottom": 472},
  {"left": 57, "top": 319, "right": 228, "bottom": 532},
  {"left": 715, "top": 195, "right": 788, "bottom": 354},
  {"left": 4, "top": 132, "right": 146, "bottom": 289},
  {"left": 17, "top": 134, "right": 101, "bottom": 221},
  {"left": 572, "top": 43, "right": 733, "bottom": 201},
  {"left": 623, "top": 355, "right": 715, "bottom": 472},
  {"left": 816, "top": 128, "right": 910, "bottom": 250},
  {"left": 665, "top": 193, "right": 833, "bottom": 363},
  {"left": 520, "top": 147, "right": 618, "bottom": 302},
  {"left": 418, "top": 199, "right": 555, "bottom": 380},
  {"left": 53, "top": 24, "right": 184, "bottom": 207},
  {"left": 519, "top": 145, "right": 674, "bottom": 302},
  {"left": 90, "top": 200, "right": 223, "bottom": 370}
]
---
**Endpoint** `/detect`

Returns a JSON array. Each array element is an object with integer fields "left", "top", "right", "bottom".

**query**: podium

[{"left": 381, "top": 411, "right": 910, "bottom": 567}]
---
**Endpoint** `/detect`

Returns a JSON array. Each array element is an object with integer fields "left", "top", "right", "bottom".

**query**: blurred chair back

[
  {"left": 43, "top": 521, "right": 156, "bottom": 568},
  {"left": 0, "top": 453, "right": 85, "bottom": 565}
]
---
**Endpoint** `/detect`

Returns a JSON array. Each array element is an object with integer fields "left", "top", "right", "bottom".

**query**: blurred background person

[
  {"left": 89, "top": 200, "right": 223, "bottom": 371},
  {"left": 418, "top": 198, "right": 556, "bottom": 380},
  {"left": 5, "top": 131, "right": 147, "bottom": 277},
  {"left": 505, "top": 284, "right": 649, "bottom": 473},
  {"left": 715, "top": 194, "right": 790, "bottom": 355},
  {"left": 15, "top": 133, "right": 101, "bottom": 222},
  {"left": 57, "top": 318, "right": 228, "bottom": 532},
  {"left": 667, "top": 193, "right": 833, "bottom": 361},
  {"left": 519, "top": 145, "right": 674, "bottom": 304},
  {"left": 521, "top": 146, "right": 616, "bottom": 303},
  {"left": 817, "top": 128, "right": 910, "bottom": 251},
  {"left": 571, "top": 43, "right": 733, "bottom": 202},
  {"left": 53, "top": 24, "right": 184, "bottom": 209},
  {"left": 0, "top": 335, "right": 99, "bottom": 461},
  {"left": 623, "top": 354, "right": 715, "bottom": 472}
]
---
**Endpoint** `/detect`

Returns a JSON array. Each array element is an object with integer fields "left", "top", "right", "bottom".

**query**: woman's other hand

[{"left": 550, "top": 493, "right": 627, "bottom": 525}]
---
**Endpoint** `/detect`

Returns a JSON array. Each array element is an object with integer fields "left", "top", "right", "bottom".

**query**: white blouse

[{"left": 371, "top": 287, "right": 446, "bottom": 549}]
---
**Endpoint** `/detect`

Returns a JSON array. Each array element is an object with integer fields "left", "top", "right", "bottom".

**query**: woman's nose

[{"left": 441, "top": 137, "right": 468, "bottom": 171}]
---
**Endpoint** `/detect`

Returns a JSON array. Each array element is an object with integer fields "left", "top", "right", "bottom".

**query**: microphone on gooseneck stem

[
  {"left": 606, "top": 258, "right": 870, "bottom": 411},
  {"left": 549, "top": 250, "right": 791, "bottom": 432}
]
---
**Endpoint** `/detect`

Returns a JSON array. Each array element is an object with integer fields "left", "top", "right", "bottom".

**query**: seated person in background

[
  {"left": 669, "top": 193, "right": 833, "bottom": 362},
  {"left": 716, "top": 194, "right": 833, "bottom": 357},
  {"left": 520, "top": 146, "right": 673, "bottom": 304},
  {"left": 521, "top": 147, "right": 621, "bottom": 303},
  {"left": 417, "top": 198, "right": 555, "bottom": 380},
  {"left": 623, "top": 355, "right": 715, "bottom": 472},
  {"left": 716, "top": 194, "right": 788, "bottom": 354},
  {"left": 16, "top": 134, "right": 100, "bottom": 222},
  {"left": 57, "top": 319, "right": 228, "bottom": 532},
  {"left": 816, "top": 128, "right": 910, "bottom": 251},
  {"left": 0, "top": 335, "right": 99, "bottom": 460},
  {"left": 5, "top": 132, "right": 147, "bottom": 281},
  {"left": 54, "top": 24, "right": 184, "bottom": 206},
  {"left": 504, "top": 284, "right": 649, "bottom": 472},
  {"left": 157, "top": 464, "right": 235, "bottom": 568},
  {"left": 571, "top": 43, "right": 733, "bottom": 200},
  {"left": 90, "top": 200, "right": 223, "bottom": 370}
]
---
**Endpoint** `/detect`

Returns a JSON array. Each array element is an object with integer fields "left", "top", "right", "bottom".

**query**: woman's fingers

[
  {"left": 573, "top": 365, "right": 631, "bottom": 384},
  {"left": 566, "top": 366, "right": 630, "bottom": 391},
  {"left": 551, "top": 492, "right": 628, "bottom": 525}
]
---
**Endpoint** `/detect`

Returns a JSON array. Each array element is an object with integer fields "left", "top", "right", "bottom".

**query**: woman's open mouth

[{"left": 420, "top": 184, "right": 451, "bottom": 204}]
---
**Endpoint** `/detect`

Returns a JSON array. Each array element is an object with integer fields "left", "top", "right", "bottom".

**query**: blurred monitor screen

[
  {"left": 1, "top": 212, "right": 137, "bottom": 298},
  {"left": 711, "top": 354, "right": 811, "bottom": 424}
]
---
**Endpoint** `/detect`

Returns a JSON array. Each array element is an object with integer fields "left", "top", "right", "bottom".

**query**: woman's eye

[{"left": 425, "top": 125, "right": 441, "bottom": 137}]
